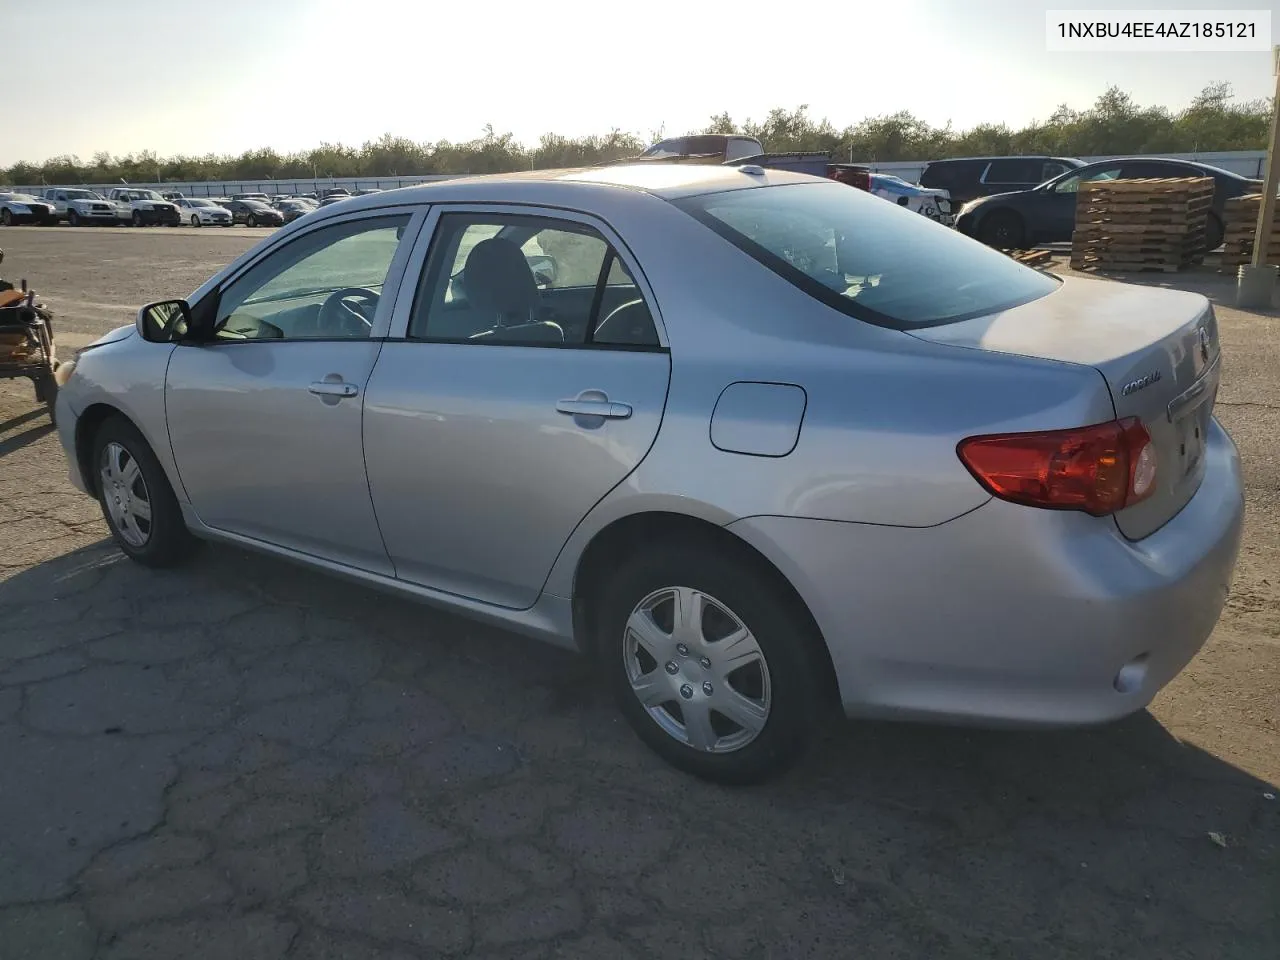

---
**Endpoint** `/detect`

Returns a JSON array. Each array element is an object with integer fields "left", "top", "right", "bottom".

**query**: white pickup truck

[
  {"left": 106, "top": 188, "right": 182, "bottom": 227},
  {"left": 41, "top": 188, "right": 121, "bottom": 226}
]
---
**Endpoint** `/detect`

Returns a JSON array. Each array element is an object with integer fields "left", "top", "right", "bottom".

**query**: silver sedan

[{"left": 53, "top": 165, "right": 1244, "bottom": 783}]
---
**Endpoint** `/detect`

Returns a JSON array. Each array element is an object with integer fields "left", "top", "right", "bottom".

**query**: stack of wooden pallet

[
  {"left": 1220, "top": 194, "right": 1280, "bottom": 272},
  {"left": 1069, "top": 177, "right": 1214, "bottom": 274}
]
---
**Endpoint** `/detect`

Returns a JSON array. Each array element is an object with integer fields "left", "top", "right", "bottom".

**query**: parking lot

[{"left": 1, "top": 225, "right": 1277, "bottom": 959}]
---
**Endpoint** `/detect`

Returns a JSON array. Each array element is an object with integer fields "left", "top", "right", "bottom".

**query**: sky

[{"left": 3, "top": 0, "right": 1275, "bottom": 167}]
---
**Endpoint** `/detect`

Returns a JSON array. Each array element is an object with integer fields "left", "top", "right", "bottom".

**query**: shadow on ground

[{"left": 2, "top": 540, "right": 1277, "bottom": 959}]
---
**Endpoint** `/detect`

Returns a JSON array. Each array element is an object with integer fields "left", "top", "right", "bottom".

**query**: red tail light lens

[{"left": 957, "top": 418, "right": 1156, "bottom": 516}]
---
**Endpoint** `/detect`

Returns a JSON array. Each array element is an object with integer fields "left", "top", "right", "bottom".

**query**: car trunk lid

[{"left": 909, "top": 275, "right": 1220, "bottom": 540}]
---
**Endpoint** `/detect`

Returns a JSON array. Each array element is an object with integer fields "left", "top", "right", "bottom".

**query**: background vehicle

[
  {"left": 640, "top": 134, "right": 765, "bottom": 162},
  {"left": 275, "top": 199, "right": 315, "bottom": 223},
  {"left": 41, "top": 188, "right": 118, "bottom": 225},
  {"left": 231, "top": 192, "right": 271, "bottom": 203},
  {"left": 955, "top": 157, "right": 1262, "bottom": 250},
  {"left": 175, "top": 197, "right": 233, "bottom": 227},
  {"left": 107, "top": 188, "right": 181, "bottom": 227},
  {"left": 0, "top": 192, "right": 59, "bottom": 226},
  {"left": 0, "top": 249, "right": 60, "bottom": 423},
  {"left": 160, "top": 191, "right": 186, "bottom": 202},
  {"left": 221, "top": 199, "right": 284, "bottom": 226},
  {"left": 919, "top": 156, "right": 1084, "bottom": 206},
  {"left": 53, "top": 166, "right": 1242, "bottom": 785}
]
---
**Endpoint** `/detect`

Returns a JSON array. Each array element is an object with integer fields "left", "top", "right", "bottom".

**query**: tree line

[{"left": 2, "top": 84, "right": 1270, "bottom": 186}]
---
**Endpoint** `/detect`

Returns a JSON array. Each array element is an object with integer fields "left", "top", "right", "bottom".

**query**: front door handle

[
  {"left": 556, "top": 398, "right": 632, "bottom": 420},
  {"left": 308, "top": 381, "right": 359, "bottom": 398}
]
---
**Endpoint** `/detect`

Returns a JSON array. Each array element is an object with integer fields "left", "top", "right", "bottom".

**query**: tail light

[{"left": 957, "top": 418, "right": 1156, "bottom": 517}]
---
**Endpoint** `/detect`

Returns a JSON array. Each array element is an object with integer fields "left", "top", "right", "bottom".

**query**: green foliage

[{"left": 2, "top": 84, "right": 1270, "bottom": 186}]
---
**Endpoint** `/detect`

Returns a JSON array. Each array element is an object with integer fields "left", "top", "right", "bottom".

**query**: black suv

[{"left": 919, "top": 156, "right": 1083, "bottom": 206}]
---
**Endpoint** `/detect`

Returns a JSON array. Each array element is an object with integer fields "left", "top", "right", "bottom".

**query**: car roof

[
  {"left": 300, "top": 164, "right": 817, "bottom": 223},
  {"left": 1076, "top": 156, "right": 1246, "bottom": 178},
  {"left": 926, "top": 155, "right": 1081, "bottom": 164}
]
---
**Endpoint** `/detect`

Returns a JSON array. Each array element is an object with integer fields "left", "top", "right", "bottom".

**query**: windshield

[
  {"left": 2, "top": 193, "right": 40, "bottom": 202},
  {"left": 63, "top": 189, "right": 101, "bottom": 200},
  {"left": 244, "top": 200, "right": 272, "bottom": 210},
  {"left": 676, "top": 181, "right": 1059, "bottom": 329},
  {"left": 189, "top": 199, "right": 216, "bottom": 207}
]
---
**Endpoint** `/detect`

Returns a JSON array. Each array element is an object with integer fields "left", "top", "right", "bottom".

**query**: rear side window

[
  {"left": 676, "top": 181, "right": 1059, "bottom": 330},
  {"left": 983, "top": 159, "right": 1042, "bottom": 184}
]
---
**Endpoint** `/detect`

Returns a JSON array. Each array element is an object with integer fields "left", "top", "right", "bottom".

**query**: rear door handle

[
  {"left": 555, "top": 398, "right": 632, "bottom": 420},
  {"left": 308, "top": 381, "right": 359, "bottom": 398}
]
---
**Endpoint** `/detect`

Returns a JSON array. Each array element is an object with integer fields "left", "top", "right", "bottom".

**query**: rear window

[{"left": 675, "top": 181, "right": 1059, "bottom": 330}]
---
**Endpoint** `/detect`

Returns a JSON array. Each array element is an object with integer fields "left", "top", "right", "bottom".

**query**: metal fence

[{"left": 9, "top": 150, "right": 1267, "bottom": 197}]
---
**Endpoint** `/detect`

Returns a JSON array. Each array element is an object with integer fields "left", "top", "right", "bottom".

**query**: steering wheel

[{"left": 316, "top": 287, "right": 380, "bottom": 337}]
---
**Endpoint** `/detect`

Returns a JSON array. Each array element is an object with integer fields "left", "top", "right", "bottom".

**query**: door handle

[
  {"left": 556, "top": 398, "right": 632, "bottom": 420},
  {"left": 308, "top": 381, "right": 359, "bottom": 398}
]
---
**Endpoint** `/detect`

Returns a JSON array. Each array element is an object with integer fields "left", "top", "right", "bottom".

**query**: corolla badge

[{"left": 1121, "top": 370, "right": 1162, "bottom": 396}]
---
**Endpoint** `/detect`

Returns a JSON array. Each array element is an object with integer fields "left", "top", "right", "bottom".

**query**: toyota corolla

[{"left": 53, "top": 165, "right": 1244, "bottom": 784}]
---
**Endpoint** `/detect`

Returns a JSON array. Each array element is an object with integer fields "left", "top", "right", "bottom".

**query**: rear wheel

[
  {"left": 67, "top": 210, "right": 80, "bottom": 227},
  {"left": 595, "top": 540, "right": 824, "bottom": 784},
  {"left": 0, "top": 209, "right": 11, "bottom": 226},
  {"left": 1205, "top": 213, "right": 1224, "bottom": 252},
  {"left": 978, "top": 210, "right": 1025, "bottom": 249},
  {"left": 190, "top": 214, "right": 201, "bottom": 227},
  {"left": 131, "top": 210, "right": 143, "bottom": 227},
  {"left": 247, "top": 213, "right": 257, "bottom": 227},
  {"left": 92, "top": 415, "right": 196, "bottom": 567}
]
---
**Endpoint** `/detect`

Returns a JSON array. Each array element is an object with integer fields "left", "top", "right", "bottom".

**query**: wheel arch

[
  {"left": 570, "top": 510, "right": 840, "bottom": 708},
  {"left": 74, "top": 402, "right": 179, "bottom": 499}
]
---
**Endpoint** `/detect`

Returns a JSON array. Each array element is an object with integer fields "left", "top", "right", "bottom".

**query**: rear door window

[
  {"left": 677, "top": 181, "right": 1058, "bottom": 330},
  {"left": 983, "top": 159, "right": 1041, "bottom": 184}
]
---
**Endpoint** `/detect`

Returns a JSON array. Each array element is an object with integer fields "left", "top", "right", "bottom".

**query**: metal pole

[
  {"left": 1237, "top": 46, "right": 1280, "bottom": 307},
  {"left": 1250, "top": 51, "right": 1280, "bottom": 269}
]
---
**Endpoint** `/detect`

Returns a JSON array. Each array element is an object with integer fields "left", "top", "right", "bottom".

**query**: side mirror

[
  {"left": 136, "top": 299, "right": 191, "bottom": 343},
  {"left": 526, "top": 254, "right": 558, "bottom": 286}
]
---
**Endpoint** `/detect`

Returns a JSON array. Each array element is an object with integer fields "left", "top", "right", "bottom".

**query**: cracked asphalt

[{"left": 0, "top": 228, "right": 1277, "bottom": 959}]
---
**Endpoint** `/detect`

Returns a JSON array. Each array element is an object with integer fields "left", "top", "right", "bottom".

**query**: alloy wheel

[
  {"left": 622, "top": 586, "right": 772, "bottom": 753},
  {"left": 99, "top": 441, "right": 153, "bottom": 547}
]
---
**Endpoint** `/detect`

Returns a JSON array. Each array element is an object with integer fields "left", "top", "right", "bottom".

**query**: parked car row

[
  {"left": 0, "top": 185, "right": 382, "bottom": 228},
  {"left": 926, "top": 155, "right": 1261, "bottom": 250}
]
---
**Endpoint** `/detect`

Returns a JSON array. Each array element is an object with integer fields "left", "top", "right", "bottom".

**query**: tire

[
  {"left": 978, "top": 210, "right": 1025, "bottom": 249},
  {"left": 246, "top": 214, "right": 257, "bottom": 228},
  {"left": 1205, "top": 213, "right": 1224, "bottom": 253},
  {"left": 595, "top": 540, "right": 824, "bottom": 785},
  {"left": 131, "top": 210, "right": 143, "bottom": 227},
  {"left": 91, "top": 415, "right": 197, "bottom": 567},
  {"left": 0, "top": 209, "right": 11, "bottom": 226},
  {"left": 34, "top": 372, "right": 57, "bottom": 426},
  {"left": 191, "top": 215, "right": 201, "bottom": 227},
  {"left": 67, "top": 210, "right": 80, "bottom": 227}
]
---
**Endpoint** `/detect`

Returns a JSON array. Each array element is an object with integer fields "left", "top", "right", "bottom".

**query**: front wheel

[
  {"left": 596, "top": 541, "right": 825, "bottom": 784},
  {"left": 190, "top": 214, "right": 201, "bottom": 227},
  {"left": 246, "top": 214, "right": 257, "bottom": 227},
  {"left": 67, "top": 210, "right": 80, "bottom": 227},
  {"left": 92, "top": 416, "right": 197, "bottom": 567},
  {"left": 978, "top": 210, "right": 1025, "bottom": 249},
  {"left": 131, "top": 211, "right": 143, "bottom": 227},
  {"left": 1205, "top": 213, "right": 1224, "bottom": 252},
  {"left": 0, "top": 209, "right": 11, "bottom": 226}
]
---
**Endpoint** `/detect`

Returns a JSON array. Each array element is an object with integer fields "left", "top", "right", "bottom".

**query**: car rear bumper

[{"left": 727, "top": 417, "right": 1244, "bottom": 726}]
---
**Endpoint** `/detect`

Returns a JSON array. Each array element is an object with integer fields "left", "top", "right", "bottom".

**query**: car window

[
  {"left": 409, "top": 212, "right": 659, "bottom": 347},
  {"left": 1119, "top": 162, "right": 1189, "bottom": 180},
  {"left": 1053, "top": 166, "right": 1123, "bottom": 193},
  {"left": 213, "top": 215, "right": 411, "bottom": 341},
  {"left": 983, "top": 159, "right": 1041, "bottom": 184},
  {"left": 677, "top": 181, "right": 1058, "bottom": 330},
  {"left": 1042, "top": 161, "right": 1072, "bottom": 181}
]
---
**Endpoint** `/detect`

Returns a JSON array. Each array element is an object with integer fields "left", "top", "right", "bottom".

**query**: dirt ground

[{"left": 0, "top": 225, "right": 1277, "bottom": 959}]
